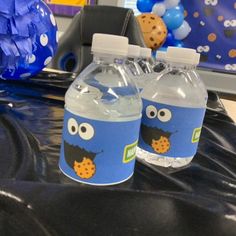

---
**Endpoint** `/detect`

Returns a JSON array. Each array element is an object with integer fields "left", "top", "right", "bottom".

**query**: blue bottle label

[
  {"left": 138, "top": 99, "right": 206, "bottom": 158},
  {"left": 60, "top": 109, "right": 141, "bottom": 185}
]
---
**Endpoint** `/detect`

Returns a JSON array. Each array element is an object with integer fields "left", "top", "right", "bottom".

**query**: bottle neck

[
  {"left": 167, "top": 61, "right": 195, "bottom": 70},
  {"left": 138, "top": 58, "right": 153, "bottom": 74},
  {"left": 127, "top": 56, "right": 140, "bottom": 62},
  {"left": 93, "top": 53, "right": 125, "bottom": 65}
]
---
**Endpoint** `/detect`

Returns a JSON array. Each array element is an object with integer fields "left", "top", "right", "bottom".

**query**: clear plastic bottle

[
  {"left": 125, "top": 44, "right": 144, "bottom": 77},
  {"left": 124, "top": 44, "right": 145, "bottom": 90},
  {"left": 138, "top": 47, "right": 154, "bottom": 74},
  {"left": 135, "top": 47, "right": 158, "bottom": 90},
  {"left": 59, "top": 34, "right": 142, "bottom": 185},
  {"left": 137, "top": 47, "right": 207, "bottom": 168},
  {"left": 153, "top": 51, "right": 167, "bottom": 73}
]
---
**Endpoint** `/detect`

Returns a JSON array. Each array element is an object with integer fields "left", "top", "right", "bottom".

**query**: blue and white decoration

[
  {"left": 0, "top": 0, "right": 58, "bottom": 80},
  {"left": 136, "top": 0, "right": 191, "bottom": 48}
]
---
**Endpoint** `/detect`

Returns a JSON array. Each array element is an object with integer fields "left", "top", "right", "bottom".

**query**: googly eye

[
  {"left": 158, "top": 109, "right": 172, "bottom": 122},
  {"left": 78, "top": 123, "right": 95, "bottom": 140},
  {"left": 146, "top": 105, "right": 157, "bottom": 119},
  {"left": 68, "top": 118, "right": 78, "bottom": 135}
]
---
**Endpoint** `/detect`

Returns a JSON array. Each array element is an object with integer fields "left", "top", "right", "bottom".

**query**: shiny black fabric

[{"left": 0, "top": 71, "right": 236, "bottom": 235}]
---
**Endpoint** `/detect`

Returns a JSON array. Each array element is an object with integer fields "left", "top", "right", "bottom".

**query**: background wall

[{"left": 55, "top": 0, "right": 125, "bottom": 32}]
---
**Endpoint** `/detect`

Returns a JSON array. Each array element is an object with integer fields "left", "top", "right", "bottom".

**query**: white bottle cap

[
  {"left": 156, "top": 51, "right": 167, "bottom": 61},
  {"left": 166, "top": 47, "right": 197, "bottom": 65},
  {"left": 193, "top": 52, "right": 200, "bottom": 66},
  {"left": 91, "top": 33, "right": 128, "bottom": 56},
  {"left": 128, "top": 44, "right": 141, "bottom": 58},
  {"left": 140, "top": 47, "right": 152, "bottom": 58}
]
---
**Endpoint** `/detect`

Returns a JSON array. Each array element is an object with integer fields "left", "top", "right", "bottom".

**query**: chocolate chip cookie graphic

[
  {"left": 64, "top": 141, "right": 97, "bottom": 179},
  {"left": 141, "top": 124, "right": 172, "bottom": 154}
]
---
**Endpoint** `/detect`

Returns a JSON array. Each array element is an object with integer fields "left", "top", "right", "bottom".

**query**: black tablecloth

[{"left": 0, "top": 70, "right": 236, "bottom": 235}]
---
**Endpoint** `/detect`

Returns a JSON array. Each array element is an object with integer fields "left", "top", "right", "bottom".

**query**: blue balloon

[
  {"left": 173, "top": 20, "right": 191, "bottom": 40},
  {"left": 162, "top": 32, "right": 176, "bottom": 47},
  {"left": 162, "top": 32, "right": 183, "bottom": 48},
  {"left": 159, "top": 47, "right": 168, "bottom": 52},
  {"left": 2, "top": 1, "right": 58, "bottom": 80},
  {"left": 151, "top": 0, "right": 163, "bottom": 2},
  {"left": 163, "top": 8, "right": 184, "bottom": 30},
  {"left": 175, "top": 4, "right": 184, "bottom": 12},
  {"left": 137, "top": 0, "right": 155, "bottom": 13}
]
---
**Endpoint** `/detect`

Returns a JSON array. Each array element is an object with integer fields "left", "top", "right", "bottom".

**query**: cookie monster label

[
  {"left": 138, "top": 99, "right": 206, "bottom": 158},
  {"left": 59, "top": 109, "right": 141, "bottom": 186}
]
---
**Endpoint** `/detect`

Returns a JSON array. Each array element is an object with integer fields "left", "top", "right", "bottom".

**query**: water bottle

[
  {"left": 125, "top": 44, "right": 144, "bottom": 77},
  {"left": 138, "top": 47, "right": 154, "bottom": 75},
  {"left": 153, "top": 51, "right": 167, "bottom": 73},
  {"left": 59, "top": 34, "right": 142, "bottom": 185},
  {"left": 134, "top": 47, "right": 158, "bottom": 90},
  {"left": 137, "top": 47, "right": 207, "bottom": 168}
]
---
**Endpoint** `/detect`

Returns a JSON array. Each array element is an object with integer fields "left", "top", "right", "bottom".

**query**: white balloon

[
  {"left": 152, "top": 3, "right": 166, "bottom": 17},
  {"left": 173, "top": 21, "right": 191, "bottom": 40},
  {"left": 164, "top": 0, "right": 180, "bottom": 9}
]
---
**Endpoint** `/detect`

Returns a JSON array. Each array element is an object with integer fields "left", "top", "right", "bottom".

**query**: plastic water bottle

[
  {"left": 137, "top": 47, "right": 207, "bottom": 168},
  {"left": 153, "top": 51, "right": 167, "bottom": 73},
  {"left": 134, "top": 47, "right": 158, "bottom": 90},
  {"left": 125, "top": 44, "right": 144, "bottom": 77},
  {"left": 138, "top": 47, "right": 154, "bottom": 75},
  {"left": 125, "top": 44, "right": 145, "bottom": 90},
  {"left": 59, "top": 34, "right": 142, "bottom": 185}
]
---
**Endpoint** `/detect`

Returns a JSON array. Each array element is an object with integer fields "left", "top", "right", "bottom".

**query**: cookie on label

[
  {"left": 151, "top": 136, "right": 170, "bottom": 154},
  {"left": 74, "top": 158, "right": 96, "bottom": 179}
]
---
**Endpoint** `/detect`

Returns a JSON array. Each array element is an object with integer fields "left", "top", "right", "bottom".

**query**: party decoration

[
  {"left": 163, "top": 8, "right": 184, "bottom": 30},
  {"left": 172, "top": 20, "right": 191, "bottom": 40},
  {"left": 152, "top": 3, "right": 166, "bottom": 17},
  {"left": 164, "top": 0, "right": 180, "bottom": 9},
  {"left": 137, "top": 0, "right": 155, "bottom": 13},
  {"left": 136, "top": 0, "right": 192, "bottom": 50},
  {"left": 0, "top": 0, "right": 58, "bottom": 80},
  {"left": 174, "top": 4, "right": 184, "bottom": 12},
  {"left": 136, "top": 13, "right": 167, "bottom": 50},
  {"left": 162, "top": 32, "right": 183, "bottom": 48}
]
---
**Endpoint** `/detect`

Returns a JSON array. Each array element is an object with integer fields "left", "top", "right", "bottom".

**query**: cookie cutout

[
  {"left": 208, "top": 33, "right": 217, "bottom": 42},
  {"left": 204, "top": 6, "right": 214, "bottom": 16},
  {"left": 137, "top": 13, "right": 167, "bottom": 50},
  {"left": 217, "top": 15, "right": 224, "bottom": 22},
  {"left": 193, "top": 12, "right": 199, "bottom": 18},
  {"left": 74, "top": 158, "right": 96, "bottom": 179},
  {"left": 228, "top": 49, "right": 236, "bottom": 58},
  {"left": 151, "top": 136, "right": 170, "bottom": 154},
  {"left": 184, "top": 10, "right": 188, "bottom": 17}
]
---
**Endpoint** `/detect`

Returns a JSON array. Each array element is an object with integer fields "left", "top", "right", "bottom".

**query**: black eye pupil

[
  {"left": 160, "top": 111, "right": 165, "bottom": 117},
  {"left": 81, "top": 126, "right": 87, "bottom": 133},
  {"left": 150, "top": 111, "right": 155, "bottom": 117},
  {"left": 71, "top": 126, "right": 76, "bottom": 132}
]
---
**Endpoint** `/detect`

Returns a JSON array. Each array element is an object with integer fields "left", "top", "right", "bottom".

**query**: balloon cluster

[
  {"left": 0, "top": 0, "right": 58, "bottom": 80},
  {"left": 137, "top": 0, "right": 191, "bottom": 48}
]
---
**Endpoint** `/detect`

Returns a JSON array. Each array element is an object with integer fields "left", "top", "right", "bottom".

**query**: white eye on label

[
  {"left": 158, "top": 109, "right": 172, "bottom": 122},
  {"left": 68, "top": 118, "right": 78, "bottom": 135},
  {"left": 78, "top": 123, "right": 95, "bottom": 140},
  {"left": 146, "top": 105, "right": 158, "bottom": 119}
]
